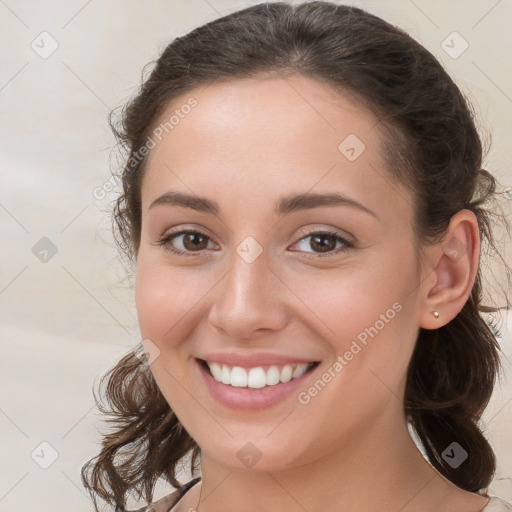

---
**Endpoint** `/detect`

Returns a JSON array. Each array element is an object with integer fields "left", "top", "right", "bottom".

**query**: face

[{"left": 135, "top": 75, "right": 425, "bottom": 472}]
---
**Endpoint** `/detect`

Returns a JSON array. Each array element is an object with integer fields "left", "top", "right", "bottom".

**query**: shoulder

[
  {"left": 125, "top": 478, "right": 201, "bottom": 512},
  {"left": 481, "top": 497, "right": 512, "bottom": 512},
  {"left": 125, "top": 488, "right": 181, "bottom": 512}
]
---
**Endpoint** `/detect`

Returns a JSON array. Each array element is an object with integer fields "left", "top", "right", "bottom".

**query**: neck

[{"left": 195, "top": 409, "right": 453, "bottom": 512}]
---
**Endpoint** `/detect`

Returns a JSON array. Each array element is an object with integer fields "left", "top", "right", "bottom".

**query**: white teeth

[
  {"left": 266, "top": 366, "right": 280, "bottom": 385},
  {"left": 280, "top": 364, "right": 293, "bottom": 383},
  {"left": 230, "top": 366, "right": 248, "bottom": 387},
  {"left": 209, "top": 362, "right": 222, "bottom": 382},
  {"left": 292, "top": 363, "right": 309, "bottom": 379},
  {"left": 221, "top": 365, "right": 231, "bottom": 385},
  {"left": 205, "top": 361, "right": 313, "bottom": 388},
  {"left": 247, "top": 367, "right": 267, "bottom": 388}
]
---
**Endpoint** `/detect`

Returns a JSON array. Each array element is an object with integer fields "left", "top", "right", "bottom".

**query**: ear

[{"left": 418, "top": 209, "right": 480, "bottom": 330}]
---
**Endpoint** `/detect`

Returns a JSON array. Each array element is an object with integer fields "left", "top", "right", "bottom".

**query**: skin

[{"left": 135, "top": 75, "right": 489, "bottom": 512}]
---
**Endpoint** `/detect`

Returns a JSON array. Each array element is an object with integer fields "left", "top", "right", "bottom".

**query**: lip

[
  {"left": 195, "top": 357, "right": 320, "bottom": 410},
  {"left": 199, "top": 351, "right": 317, "bottom": 368}
]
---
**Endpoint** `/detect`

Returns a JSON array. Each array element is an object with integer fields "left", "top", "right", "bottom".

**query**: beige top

[{"left": 126, "top": 480, "right": 512, "bottom": 512}]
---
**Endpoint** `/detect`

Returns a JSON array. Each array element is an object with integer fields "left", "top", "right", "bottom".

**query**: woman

[{"left": 81, "top": 2, "right": 512, "bottom": 511}]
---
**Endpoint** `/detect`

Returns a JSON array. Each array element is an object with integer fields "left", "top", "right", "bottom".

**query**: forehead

[
  {"left": 147, "top": 74, "right": 379, "bottom": 155},
  {"left": 141, "top": 75, "right": 413, "bottom": 226}
]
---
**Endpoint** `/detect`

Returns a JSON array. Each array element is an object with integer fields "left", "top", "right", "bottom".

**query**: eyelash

[{"left": 156, "top": 229, "right": 355, "bottom": 258}]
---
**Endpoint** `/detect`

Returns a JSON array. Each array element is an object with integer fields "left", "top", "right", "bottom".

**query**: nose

[{"left": 207, "top": 248, "right": 289, "bottom": 339}]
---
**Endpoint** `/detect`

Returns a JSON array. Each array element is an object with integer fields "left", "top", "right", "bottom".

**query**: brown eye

[
  {"left": 158, "top": 230, "right": 214, "bottom": 255},
  {"left": 181, "top": 232, "right": 209, "bottom": 251},
  {"left": 309, "top": 233, "right": 338, "bottom": 253},
  {"left": 290, "top": 230, "right": 354, "bottom": 258}
]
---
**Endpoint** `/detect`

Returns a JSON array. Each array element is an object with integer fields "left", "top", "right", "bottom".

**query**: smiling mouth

[{"left": 198, "top": 358, "right": 320, "bottom": 389}]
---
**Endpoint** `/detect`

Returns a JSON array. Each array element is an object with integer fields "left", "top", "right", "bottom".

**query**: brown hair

[{"left": 81, "top": 2, "right": 511, "bottom": 510}]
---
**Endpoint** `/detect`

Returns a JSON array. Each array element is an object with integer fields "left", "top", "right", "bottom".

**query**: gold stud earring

[{"left": 432, "top": 311, "right": 440, "bottom": 319}]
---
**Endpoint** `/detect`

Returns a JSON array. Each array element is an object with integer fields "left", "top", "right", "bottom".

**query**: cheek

[
  {"left": 288, "top": 252, "right": 418, "bottom": 387},
  {"left": 134, "top": 263, "right": 200, "bottom": 410},
  {"left": 135, "top": 267, "right": 173, "bottom": 341},
  {"left": 135, "top": 261, "right": 206, "bottom": 342},
  {"left": 288, "top": 259, "right": 408, "bottom": 343}
]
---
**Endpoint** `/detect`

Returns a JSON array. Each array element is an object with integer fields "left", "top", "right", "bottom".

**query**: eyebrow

[{"left": 148, "top": 190, "right": 378, "bottom": 218}]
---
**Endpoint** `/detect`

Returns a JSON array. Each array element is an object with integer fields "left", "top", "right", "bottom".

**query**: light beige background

[{"left": 0, "top": 0, "right": 511, "bottom": 510}]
